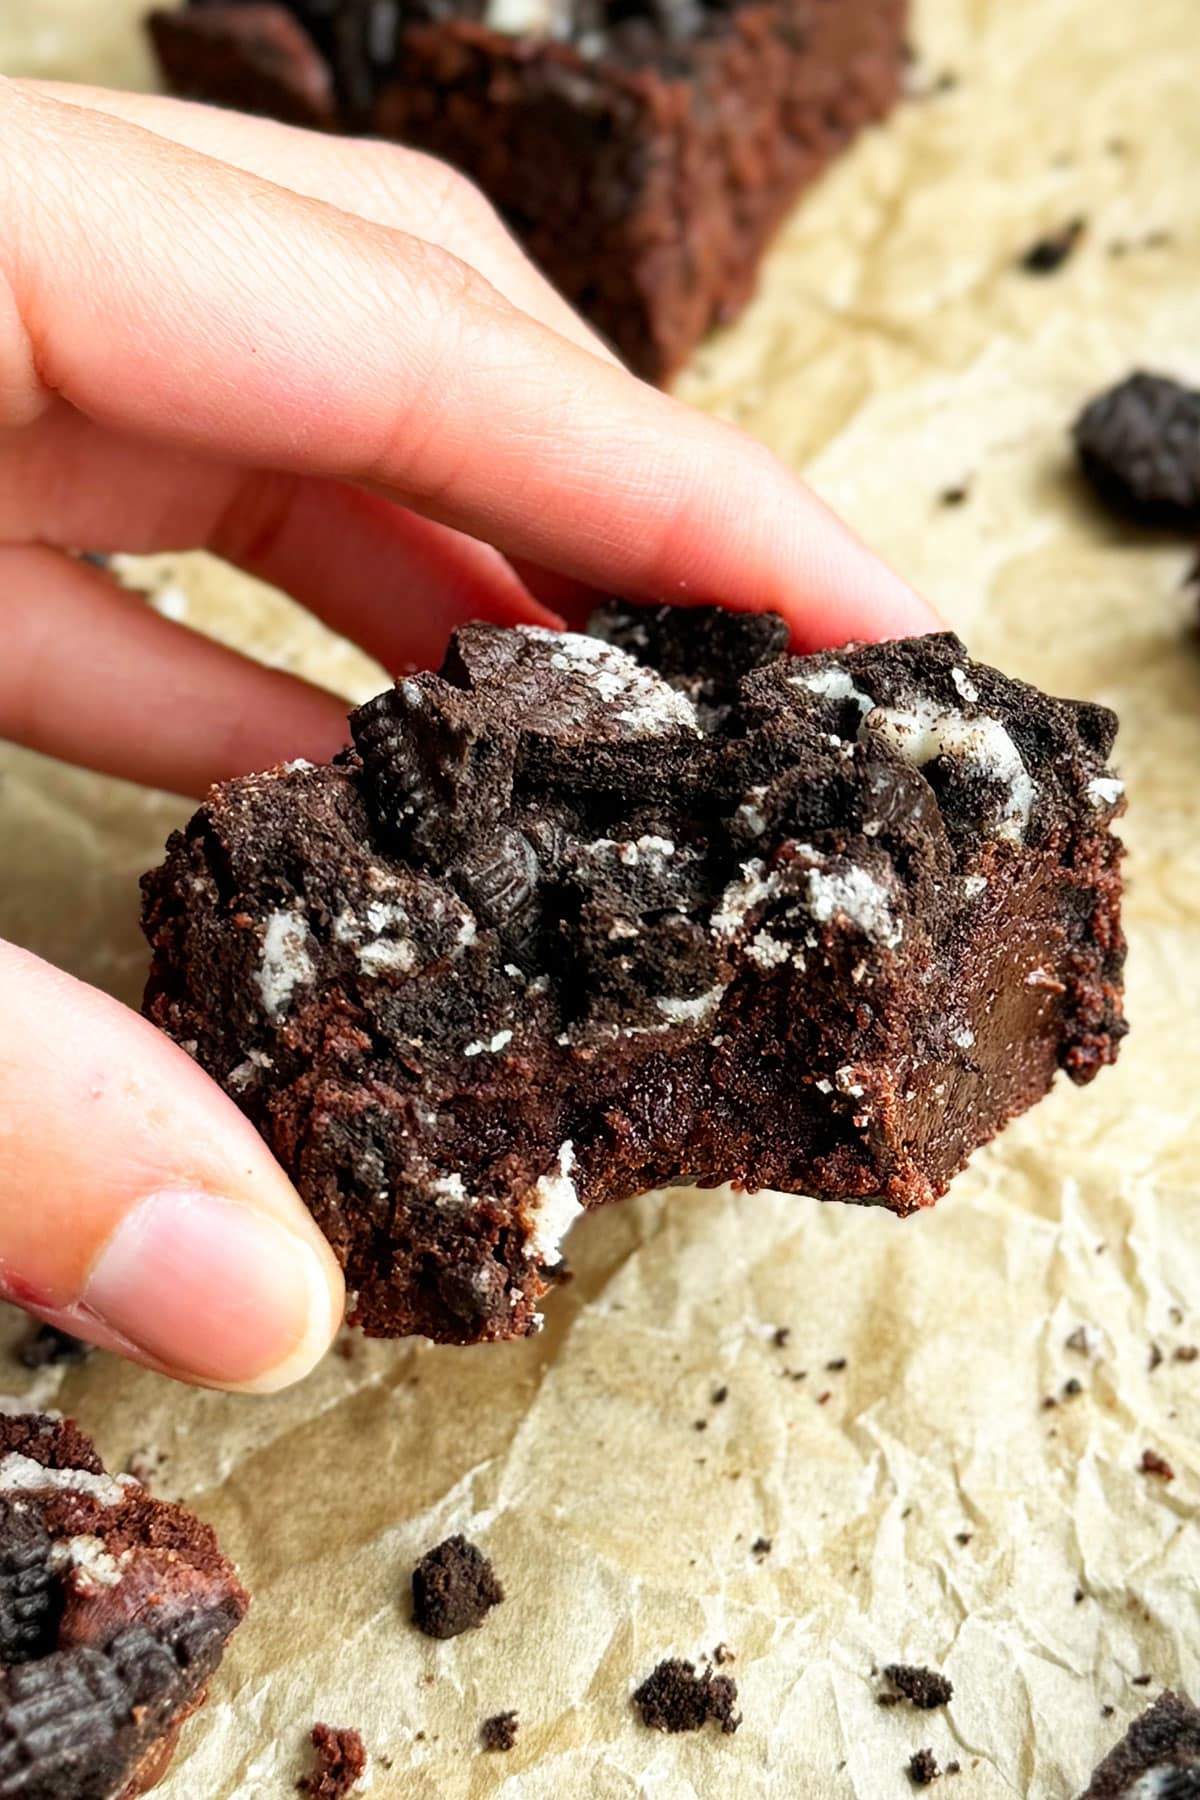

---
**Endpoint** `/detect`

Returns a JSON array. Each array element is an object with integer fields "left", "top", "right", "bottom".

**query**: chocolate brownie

[
  {"left": 147, "top": 0, "right": 906, "bottom": 381},
  {"left": 1080, "top": 1693, "right": 1200, "bottom": 1798},
  {"left": 632, "top": 1657, "right": 740, "bottom": 1733},
  {"left": 0, "top": 1412, "right": 247, "bottom": 1800},
  {"left": 1074, "top": 373, "right": 1200, "bottom": 526},
  {"left": 411, "top": 1535, "right": 503, "bottom": 1638},
  {"left": 141, "top": 608, "right": 1127, "bottom": 1345},
  {"left": 298, "top": 1722, "right": 367, "bottom": 1795}
]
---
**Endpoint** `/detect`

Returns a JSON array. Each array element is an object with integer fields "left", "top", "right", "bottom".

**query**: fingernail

[{"left": 80, "top": 1190, "right": 340, "bottom": 1392}]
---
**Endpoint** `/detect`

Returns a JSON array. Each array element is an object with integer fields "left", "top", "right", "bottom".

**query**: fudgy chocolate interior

[{"left": 141, "top": 608, "right": 1126, "bottom": 1346}]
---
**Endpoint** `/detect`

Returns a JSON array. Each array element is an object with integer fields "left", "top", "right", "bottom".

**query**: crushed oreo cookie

[
  {"left": 1074, "top": 372, "right": 1200, "bottom": 526},
  {"left": 411, "top": 1536, "right": 503, "bottom": 1639}
]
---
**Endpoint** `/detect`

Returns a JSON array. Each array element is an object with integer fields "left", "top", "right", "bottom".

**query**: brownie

[
  {"left": 882, "top": 1663, "right": 954, "bottom": 1709},
  {"left": 632, "top": 1657, "right": 740, "bottom": 1733},
  {"left": 147, "top": 0, "right": 907, "bottom": 381},
  {"left": 298, "top": 1722, "right": 368, "bottom": 1795},
  {"left": 1080, "top": 1693, "right": 1200, "bottom": 1797},
  {"left": 0, "top": 1412, "right": 247, "bottom": 1800},
  {"left": 1074, "top": 372, "right": 1200, "bottom": 526},
  {"left": 141, "top": 608, "right": 1127, "bottom": 1346},
  {"left": 411, "top": 1535, "right": 503, "bottom": 1638}
]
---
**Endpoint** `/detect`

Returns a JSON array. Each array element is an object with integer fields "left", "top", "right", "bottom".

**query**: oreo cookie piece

[
  {"left": 142, "top": 607, "right": 1127, "bottom": 1345},
  {"left": 1080, "top": 1693, "right": 1200, "bottom": 1798},
  {"left": 0, "top": 1413, "right": 248, "bottom": 1800},
  {"left": 1074, "top": 371, "right": 1200, "bottom": 527}
]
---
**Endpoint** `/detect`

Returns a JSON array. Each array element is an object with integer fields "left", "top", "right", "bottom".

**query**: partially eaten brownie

[
  {"left": 1079, "top": 1693, "right": 1200, "bottom": 1798},
  {"left": 141, "top": 607, "right": 1126, "bottom": 1345},
  {"left": 0, "top": 1412, "right": 247, "bottom": 1799}
]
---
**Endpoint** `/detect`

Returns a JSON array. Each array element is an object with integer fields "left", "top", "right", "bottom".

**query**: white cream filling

[
  {"left": 862, "top": 698, "right": 1035, "bottom": 842},
  {"left": 257, "top": 908, "right": 315, "bottom": 1020},
  {"left": 0, "top": 1453, "right": 136, "bottom": 1506},
  {"left": 523, "top": 1142, "right": 583, "bottom": 1263},
  {"left": 806, "top": 866, "right": 903, "bottom": 949}
]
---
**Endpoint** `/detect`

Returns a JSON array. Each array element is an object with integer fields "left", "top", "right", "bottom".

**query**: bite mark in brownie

[
  {"left": 298, "top": 1723, "right": 368, "bottom": 1796},
  {"left": 148, "top": 0, "right": 906, "bottom": 381},
  {"left": 1074, "top": 373, "right": 1200, "bottom": 527},
  {"left": 0, "top": 1412, "right": 247, "bottom": 1800},
  {"left": 882, "top": 1664, "right": 954, "bottom": 1709},
  {"left": 632, "top": 1658, "right": 741, "bottom": 1733},
  {"left": 411, "top": 1536, "right": 503, "bottom": 1639},
  {"left": 1079, "top": 1692, "right": 1200, "bottom": 1798},
  {"left": 141, "top": 608, "right": 1127, "bottom": 1346}
]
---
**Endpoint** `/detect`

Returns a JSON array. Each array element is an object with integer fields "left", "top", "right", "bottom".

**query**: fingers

[
  {"left": 1, "top": 81, "right": 937, "bottom": 647},
  {"left": 0, "top": 408, "right": 556, "bottom": 672},
  {"left": 0, "top": 940, "right": 344, "bottom": 1391},
  {"left": 27, "top": 79, "right": 617, "bottom": 365},
  {"left": 0, "top": 546, "right": 350, "bottom": 795}
]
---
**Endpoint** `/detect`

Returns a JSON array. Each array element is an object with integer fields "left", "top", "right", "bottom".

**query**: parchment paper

[{"left": 1, "top": 2, "right": 1198, "bottom": 1793}]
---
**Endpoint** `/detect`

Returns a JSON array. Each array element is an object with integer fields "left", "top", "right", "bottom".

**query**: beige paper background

[{"left": 1, "top": 1, "right": 1199, "bottom": 1793}]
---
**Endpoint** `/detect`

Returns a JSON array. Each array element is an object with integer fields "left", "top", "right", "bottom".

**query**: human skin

[{"left": 0, "top": 77, "right": 937, "bottom": 1392}]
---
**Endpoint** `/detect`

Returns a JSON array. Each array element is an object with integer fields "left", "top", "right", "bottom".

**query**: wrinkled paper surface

[{"left": 1, "top": 1, "right": 1198, "bottom": 1793}]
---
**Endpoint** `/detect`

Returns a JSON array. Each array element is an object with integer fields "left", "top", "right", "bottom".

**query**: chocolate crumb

[
  {"left": 17, "top": 1324, "right": 92, "bottom": 1369},
  {"left": 1170, "top": 1306, "right": 1185, "bottom": 1326},
  {"left": 480, "top": 1712, "right": 519, "bottom": 1752},
  {"left": 945, "top": 1761, "right": 961, "bottom": 1776},
  {"left": 939, "top": 485, "right": 969, "bottom": 507},
  {"left": 881, "top": 1665, "right": 954, "bottom": 1709},
  {"left": 1020, "top": 217, "right": 1086, "bottom": 273},
  {"left": 713, "top": 1643, "right": 735, "bottom": 1665},
  {"left": 1074, "top": 371, "right": 1200, "bottom": 526},
  {"left": 1131, "top": 1674, "right": 1153, "bottom": 1687},
  {"left": 633, "top": 1659, "right": 741, "bottom": 1735},
  {"left": 772, "top": 1328, "right": 791, "bottom": 1349},
  {"left": 954, "top": 1533, "right": 973, "bottom": 1547},
  {"left": 694, "top": 1419, "right": 708, "bottom": 1432},
  {"left": 1065, "top": 1325, "right": 1100, "bottom": 1356},
  {"left": 1140, "top": 1449, "right": 1175, "bottom": 1481},
  {"left": 817, "top": 1391, "right": 832, "bottom": 1405},
  {"left": 1042, "top": 1395, "right": 1059, "bottom": 1410},
  {"left": 1101, "top": 1704, "right": 1115, "bottom": 1717},
  {"left": 1074, "top": 1586, "right": 1086, "bottom": 1604},
  {"left": 826, "top": 1358, "right": 848, "bottom": 1372},
  {"left": 412, "top": 1536, "right": 503, "bottom": 1639},
  {"left": 1175, "top": 1346, "right": 1199, "bottom": 1363},
  {"left": 909, "top": 1748, "right": 940, "bottom": 1786},
  {"left": 751, "top": 1536, "right": 772, "bottom": 1559},
  {"left": 1063, "top": 1378, "right": 1083, "bottom": 1398},
  {"left": 711, "top": 1385, "right": 729, "bottom": 1405},
  {"left": 1149, "top": 1343, "right": 1164, "bottom": 1372},
  {"left": 298, "top": 1724, "right": 367, "bottom": 1797}
]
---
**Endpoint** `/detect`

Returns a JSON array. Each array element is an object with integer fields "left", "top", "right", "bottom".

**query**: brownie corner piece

[
  {"left": 147, "top": 0, "right": 907, "bottom": 381},
  {"left": 141, "top": 606, "right": 1126, "bottom": 1346},
  {"left": 0, "top": 1411, "right": 247, "bottom": 1800},
  {"left": 1079, "top": 1692, "right": 1200, "bottom": 1797}
]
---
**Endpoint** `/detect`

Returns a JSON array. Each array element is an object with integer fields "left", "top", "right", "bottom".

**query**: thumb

[{"left": 0, "top": 940, "right": 344, "bottom": 1392}]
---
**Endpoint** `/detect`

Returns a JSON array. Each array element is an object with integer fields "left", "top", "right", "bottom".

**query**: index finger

[{"left": 1, "top": 80, "right": 937, "bottom": 647}]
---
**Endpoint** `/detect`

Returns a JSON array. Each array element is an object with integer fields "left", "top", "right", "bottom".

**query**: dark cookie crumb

[
  {"left": 1140, "top": 1449, "right": 1175, "bottom": 1481},
  {"left": 412, "top": 1536, "right": 503, "bottom": 1639},
  {"left": 1063, "top": 1378, "right": 1084, "bottom": 1398},
  {"left": 945, "top": 1762, "right": 961, "bottom": 1776},
  {"left": 1175, "top": 1346, "right": 1199, "bottom": 1363},
  {"left": 298, "top": 1723, "right": 367, "bottom": 1797},
  {"left": 693, "top": 1419, "right": 708, "bottom": 1432},
  {"left": 909, "top": 1748, "right": 940, "bottom": 1786},
  {"left": 1074, "top": 1587, "right": 1086, "bottom": 1604},
  {"left": 17, "top": 1324, "right": 92, "bottom": 1369},
  {"left": 713, "top": 1643, "right": 735, "bottom": 1665},
  {"left": 826, "top": 1357, "right": 848, "bottom": 1372},
  {"left": 939, "top": 485, "right": 970, "bottom": 507},
  {"left": 1131, "top": 1674, "right": 1153, "bottom": 1687},
  {"left": 881, "top": 1665, "right": 954, "bottom": 1709},
  {"left": 954, "top": 1532, "right": 973, "bottom": 1547},
  {"left": 751, "top": 1536, "right": 772, "bottom": 1559},
  {"left": 480, "top": 1712, "right": 519, "bottom": 1752},
  {"left": 1149, "top": 1343, "right": 1164, "bottom": 1372},
  {"left": 1074, "top": 371, "right": 1200, "bottom": 526},
  {"left": 1020, "top": 217, "right": 1086, "bottom": 273},
  {"left": 711, "top": 1385, "right": 729, "bottom": 1405},
  {"left": 772, "top": 1328, "right": 791, "bottom": 1349},
  {"left": 633, "top": 1659, "right": 741, "bottom": 1734}
]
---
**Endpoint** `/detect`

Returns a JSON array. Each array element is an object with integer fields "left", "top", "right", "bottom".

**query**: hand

[{"left": 0, "top": 77, "right": 937, "bottom": 1392}]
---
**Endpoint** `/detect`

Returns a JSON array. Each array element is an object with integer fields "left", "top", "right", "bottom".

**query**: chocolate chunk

[
  {"left": 480, "top": 1711, "right": 519, "bottom": 1752},
  {"left": 632, "top": 1659, "right": 741, "bottom": 1734},
  {"left": 1074, "top": 372, "right": 1200, "bottom": 526},
  {"left": 411, "top": 1536, "right": 503, "bottom": 1639},
  {"left": 1079, "top": 1692, "right": 1200, "bottom": 1797},
  {"left": 881, "top": 1664, "right": 954, "bottom": 1709},
  {"left": 1141, "top": 1449, "right": 1175, "bottom": 1481},
  {"left": 298, "top": 1723, "right": 368, "bottom": 1795},
  {"left": 142, "top": 611, "right": 1127, "bottom": 1346}
]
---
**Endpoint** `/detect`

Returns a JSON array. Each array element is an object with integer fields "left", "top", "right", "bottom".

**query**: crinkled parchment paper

[{"left": 1, "top": 1, "right": 1198, "bottom": 1793}]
